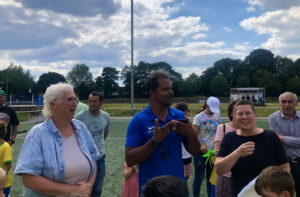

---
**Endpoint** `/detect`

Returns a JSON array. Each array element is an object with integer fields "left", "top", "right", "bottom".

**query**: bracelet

[{"left": 11, "top": 140, "right": 15, "bottom": 144}]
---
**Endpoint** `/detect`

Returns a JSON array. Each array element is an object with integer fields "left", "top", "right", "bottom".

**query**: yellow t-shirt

[{"left": 0, "top": 141, "right": 12, "bottom": 188}]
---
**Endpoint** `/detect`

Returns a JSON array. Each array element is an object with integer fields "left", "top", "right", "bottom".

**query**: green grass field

[{"left": 11, "top": 119, "right": 271, "bottom": 197}]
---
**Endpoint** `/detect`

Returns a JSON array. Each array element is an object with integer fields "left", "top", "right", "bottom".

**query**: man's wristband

[
  {"left": 151, "top": 138, "right": 160, "bottom": 148},
  {"left": 10, "top": 140, "right": 15, "bottom": 144}
]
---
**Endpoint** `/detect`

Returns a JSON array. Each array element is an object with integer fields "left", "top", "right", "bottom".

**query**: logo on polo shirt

[{"left": 147, "top": 125, "right": 155, "bottom": 133}]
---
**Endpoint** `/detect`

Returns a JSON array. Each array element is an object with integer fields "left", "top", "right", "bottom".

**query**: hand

[
  {"left": 71, "top": 181, "right": 93, "bottom": 197},
  {"left": 200, "top": 143, "right": 208, "bottom": 154},
  {"left": 277, "top": 133, "right": 284, "bottom": 143},
  {"left": 173, "top": 117, "right": 194, "bottom": 138},
  {"left": 236, "top": 141, "right": 255, "bottom": 157},
  {"left": 153, "top": 119, "right": 175, "bottom": 143}
]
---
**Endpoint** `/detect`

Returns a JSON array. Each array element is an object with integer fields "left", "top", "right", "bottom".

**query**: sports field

[{"left": 11, "top": 118, "right": 271, "bottom": 197}]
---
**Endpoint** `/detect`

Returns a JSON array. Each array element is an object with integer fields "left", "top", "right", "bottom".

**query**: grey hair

[
  {"left": 42, "top": 83, "right": 74, "bottom": 118},
  {"left": 279, "top": 91, "right": 298, "bottom": 103}
]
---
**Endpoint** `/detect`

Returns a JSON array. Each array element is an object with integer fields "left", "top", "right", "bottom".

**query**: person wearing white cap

[{"left": 192, "top": 96, "right": 221, "bottom": 197}]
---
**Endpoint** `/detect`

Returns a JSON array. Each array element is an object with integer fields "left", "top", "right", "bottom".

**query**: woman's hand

[
  {"left": 236, "top": 141, "right": 255, "bottom": 157},
  {"left": 71, "top": 181, "right": 93, "bottom": 197}
]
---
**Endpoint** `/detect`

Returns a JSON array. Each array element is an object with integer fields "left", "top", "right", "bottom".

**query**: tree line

[{"left": 1, "top": 48, "right": 300, "bottom": 99}]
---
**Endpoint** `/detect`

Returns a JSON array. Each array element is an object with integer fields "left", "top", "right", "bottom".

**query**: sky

[{"left": 1, "top": 0, "right": 300, "bottom": 82}]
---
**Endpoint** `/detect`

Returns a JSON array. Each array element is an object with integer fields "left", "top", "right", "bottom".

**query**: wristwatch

[{"left": 151, "top": 138, "right": 160, "bottom": 148}]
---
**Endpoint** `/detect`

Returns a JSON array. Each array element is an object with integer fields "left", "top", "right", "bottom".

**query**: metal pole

[
  {"left": 130, "top": 0, "right": 134, "bottom": 115},
  {"left": 6, "top": 69, "right": 8, "bottom": 102}
]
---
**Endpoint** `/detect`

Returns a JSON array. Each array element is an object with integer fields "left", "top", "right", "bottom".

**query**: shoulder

[
  {"left": 100, "top": 110, "right": 110, "bottom": 118},
  {"left": 269, "top": 110, "right": 281, "bottom": 120},
  {"left": 170, "top": 107, "right": 185, "bottom": 118},
  {"left": 75, "top": 109, "right": 88, "bottom": 118},
  {"left": 263, "top": 130, "right": 277, "bottom": 137},
  {"left": 2, "top": 141, "right": 11, "bottom": 150}
]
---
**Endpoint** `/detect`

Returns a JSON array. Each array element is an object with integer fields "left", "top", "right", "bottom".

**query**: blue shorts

[
  {"left": 92, "top": 155, "right": 106, "bottom": 196},
  {"left": 3, "top": 186, "right": 11, "bottom": 197}
]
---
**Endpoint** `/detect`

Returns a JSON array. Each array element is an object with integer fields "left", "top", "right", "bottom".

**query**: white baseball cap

[{"left": 207, "top": 96, "right": 220, "bottom": 114}]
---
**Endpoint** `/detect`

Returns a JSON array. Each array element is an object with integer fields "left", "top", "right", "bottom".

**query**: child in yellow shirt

[{"left": 0, "top": 121, "right": 12, "bottom": 197}]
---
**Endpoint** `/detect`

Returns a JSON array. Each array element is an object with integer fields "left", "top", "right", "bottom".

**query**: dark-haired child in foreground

[{"left": 255, "top": 166, "right": 295, "bottom": 197}]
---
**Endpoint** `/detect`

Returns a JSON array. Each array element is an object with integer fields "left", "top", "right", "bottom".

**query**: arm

[
  {"left": 123, "top": 166, "right": 133, "bottom": 179},
  {"left": 269, "top": 116, "right": 300, "bottom": 147},
  {"left": 125, "top": 119, "right": 175, "bottom": 166},
  {"left": 215, "top": 141, "right": 255, "bottom": 175},
  {"left": 214, "top": 124, "right": 225, "bottom": 155},
  {"left": 279, "top": 162, "right": 290, "bottom": 173},
  {"left": 104, "top": 131, "right": 109, "bottom": 140},
  {"left": 4, "top": 162, "right": 11, "bottom": 175},
  {"left": 192, "top": 124, "right": 207, "bottom": 153},
  {"left": 8, "top": 125, "right": 18, "bottom": 145},
  {"left": 22, "top": 174, "right": 93, "bottom": 196},
  {"left": 89, "top": 162, "right": 97, "bottom": 185},
  {"left": 175, "top": 120, "right": 201, "bottom": 156}
]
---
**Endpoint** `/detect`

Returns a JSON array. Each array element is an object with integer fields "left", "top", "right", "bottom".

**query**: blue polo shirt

[{"left": 125, "top": 105, "right": 187, "bottom": 193}]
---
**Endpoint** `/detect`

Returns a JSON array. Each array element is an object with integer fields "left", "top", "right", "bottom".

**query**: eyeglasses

[{"left": 67, "top": 97, "right": 79, "bottom": 104}]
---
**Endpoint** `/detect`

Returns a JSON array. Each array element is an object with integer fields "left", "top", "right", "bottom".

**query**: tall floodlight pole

[{"left": 130, "top": 0, "right": 134, "bottom": 115}]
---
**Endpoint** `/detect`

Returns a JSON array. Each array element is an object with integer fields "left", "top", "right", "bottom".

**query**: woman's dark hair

[
  {"left": 228, "top": 100, "right": 238, "bottom": 121},
  {"left": 90, "top": 91, "right": 104, "bottom": 102},
  {"left": 175, "top": 103, "right": 188, "bottom": 112},
  {"left": 234, "top": 100, "right": 255, "bottom": 113},
  {"left": 196, "top": 100, "right": 207, "bottom": 114}
]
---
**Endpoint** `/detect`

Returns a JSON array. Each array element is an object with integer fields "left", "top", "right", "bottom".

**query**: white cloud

[
  {"left": 240, "top": 6, "right": 300, "bottom": 58},
  {"left": 246, "top": 6, "right": 256, "bottom": 12},
  {"left": 234, "top": 42, "right": 252, "bottom": 51},
  {"left": 223, "top": 26, "right": 232, "bottom": 32},
  {"left": 245, "top": 0, "right": 300, "bottom": 10},
  {"left": 192, "top": 33, "right": 206, "bottom": 39}
]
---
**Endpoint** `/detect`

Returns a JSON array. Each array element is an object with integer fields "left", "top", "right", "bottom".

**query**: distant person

[
  {"left": 121, "top": 163, "right": 139, "bottom": 197},
  {"left": 255, "top": 166, "right": 295, "bottom": 197},
  {"left": 75, "top": 91, "right": 110, "bottom": 197},
  {"left": 214, "top": 100, "right": 239, "bottom": 197},
  {"left": 0, "top": 168, "right": 6, "bottom": 197},
  {"left": 269, "top": 91, "right": 300, "bottom": 197},
  {"left": 125, "top": 70, "right": 201, "bottom": 195},
  {"left": 246, "top": 95, "right": 250, "bottom": 101},
  {"left": 15, "top": 83, "right": 100, "bottom": 196},
  {"left": 0, "top": 121, "right": 12, "bottom": 197},
  {"left": 0, "top": 90, "right": 19, "bottom": 146},
  {"left": 141, "top": 175, "right": 188, "bottom": 197},
  {"left": 215, "top": 100, "right": 290, "bottom": 197},
  {"left": 257, "top": 92, "right": 263, "bottom": 105},
  {"left": 241, "top": 95, "right": 245, "bottom": 100},
  {"left": 192, "top": 96, "right": 221, "bottom": 197},
  {"left": 36, "top": 93, "right": 44, "bottom": 106},
  {"left": 175, "top": 103, "right": 193, "bottom": 181},
  {"left": 75, "top": 100, "right": 88, "bottom": 114}
]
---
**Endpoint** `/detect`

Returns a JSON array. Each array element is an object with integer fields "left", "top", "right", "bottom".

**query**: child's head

[
  {"left": 0, "top": 121, "right": 7, "bottom": 139},
  {"left": 141, "top": 175, "right": 188, "bottom": 197},
  {"left": 255, "top": 166, "right": 294, "bottom": 197}
]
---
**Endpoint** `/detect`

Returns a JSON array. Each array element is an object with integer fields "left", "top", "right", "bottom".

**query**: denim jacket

[{"left": 14, "top": 118, "right": 100, "bottom": 197}]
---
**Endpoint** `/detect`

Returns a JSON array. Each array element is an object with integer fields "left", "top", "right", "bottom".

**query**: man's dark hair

[
  {"left": 90, "top": 91, "right": 104, "bottom": 102},
  {"left": 255, "top": 166, "right": 295, "bottom": 196},
  {"left": 141, "top": 175, "right": 188, "bottom": 197},
  {"left": 144, "top": 70, "right": 170, "bottom": 94}
]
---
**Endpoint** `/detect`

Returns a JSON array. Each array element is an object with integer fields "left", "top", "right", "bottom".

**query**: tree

[
  {"left": 179, "top": 73, "right": 202, "bottom": 97},
  {"left": 285, "top": 77, "right": 300, "bottom": 95},
  {"left": 121, "top": 61, "right": 182, "bottom": 98},
  {"left": 252, "top": 69, "right": 282, "bottom": 96},
  {"left": 274, "top": 56, "right": 295, "bottom": 87},
  {"left": 34, "top": 72, "right": 66, "bottom": 93},
  {"left": 102, "top": 67, "right": 119, "bottom": 98},
  {"left": 0, "top": 63, "right": 35, "bottom": 95},
  {"left": 200, "top": 67, "right": 218, "bottom": 95},
  {"left": 94, "top": 76, "right": 104, "bottom": 93},
  {"left": 235, "top": 76, "right": 250, "bottom": 87},
  {"left": 210, "top": 75, "right": 230, "bottom": 96},
  {"left": 213, "top": 58, "right": 241, "bottom": 86},
  {"left": 67, "top": 64, "right": 94, "bottom": 99},
  {"left": 244, "top": 49, "right": 275, "bottom": 79}
]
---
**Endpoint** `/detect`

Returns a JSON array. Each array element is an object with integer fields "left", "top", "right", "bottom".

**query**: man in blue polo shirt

[{"left": 125, "top": 70, "right": 201, "bottom": 195}]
